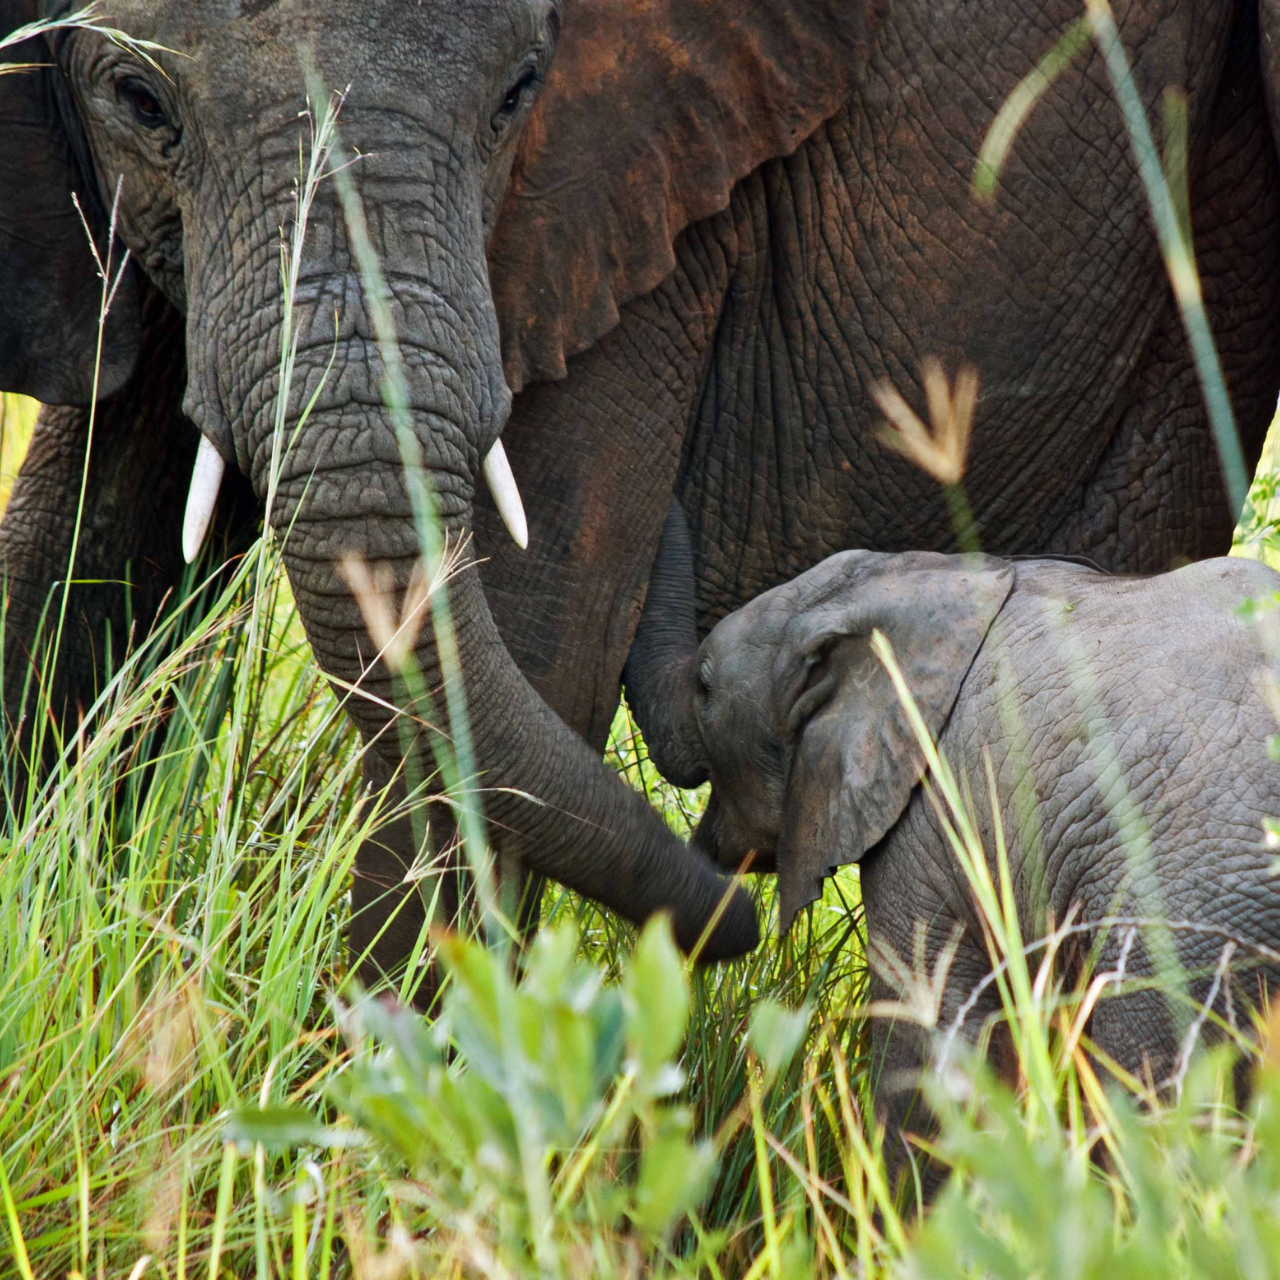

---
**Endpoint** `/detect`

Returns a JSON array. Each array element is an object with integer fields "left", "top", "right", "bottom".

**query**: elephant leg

[
  {"left": 1083, "top": 921, "right": 1280, "bottom": 1096},
  {"left": 0, "top": 288, "right": 255, "bottom": 787},
  {"left": 865, "top": 924, "right": 1003, "bottom": 1207},
  {"left": 350, "top": 767, "right": 551, "bottom": 1003},
  {"left": 350, "top": 755, "right": 455, "bottom": 1005},
  {"left": 860, "top": 849, "right": 1011, "bottom": 1207}
]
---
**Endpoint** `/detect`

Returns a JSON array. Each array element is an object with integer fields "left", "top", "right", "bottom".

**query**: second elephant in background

[{"left": 625, "top": 503, "right": 1280, "bottom": 1174}]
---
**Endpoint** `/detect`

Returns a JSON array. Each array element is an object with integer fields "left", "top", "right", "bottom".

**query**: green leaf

[
  {"left": 520, "top": 921, "right": 580, "bottom": 1005},
  {"left": 224, "top": 1105, "right": 360, "bottom": 1153},
  {"left": 623, "top": 915, "right": 689, "bottom": 1085},
  {"left": 748, "top": 999, "right": 811, "bottom": 1082},
  {"left": 344, "top": 989, "right": 440, "bottom": 1077},
  {"left": 630, "top": 1114, "right": 716, "bottom": 1239},
  {"left": 590, "top": 987, "right": 627, "bottom": 1095},
  {"left": 440, "top": 932, "right": 512, "bottom": 1090}
]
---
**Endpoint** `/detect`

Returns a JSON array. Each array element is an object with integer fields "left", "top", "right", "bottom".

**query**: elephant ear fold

[
  {"left": 774, "top": 552, "right": 1014, "bottom": 934},
  {"left": 488, "top": 0, "right": 877, "bottom": 392},
  {"left": 0, "top": 16, "right": 140, "bottom": 405}
]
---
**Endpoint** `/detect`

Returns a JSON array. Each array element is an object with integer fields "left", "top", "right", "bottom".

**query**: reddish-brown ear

[{"left": 488, "top": 0, "right": 877, "bottom": 392}]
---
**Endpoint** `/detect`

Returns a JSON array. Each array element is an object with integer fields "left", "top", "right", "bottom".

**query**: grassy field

[{"left": 0, "top": 380, "right": 1279, "bottom": 1279}]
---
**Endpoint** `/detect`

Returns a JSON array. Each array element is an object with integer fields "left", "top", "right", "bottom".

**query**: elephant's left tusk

[
  {"left": 482, "top": 439, "right": 528, "bottom": 550},
  {"left": 182, "top": 435, "right": 226, "bottom": 564}
]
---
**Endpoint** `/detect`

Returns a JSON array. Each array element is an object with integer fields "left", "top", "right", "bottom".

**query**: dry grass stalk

[
  {"left": 338, "top": 536, "right": 474, "bottom": 673},
  {"left": 872, "top": 359, "right": 979, "bottom": 486}
]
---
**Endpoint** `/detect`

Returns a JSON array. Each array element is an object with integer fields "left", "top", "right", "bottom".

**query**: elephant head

[
  {"left": 0, "top": 0, "right": 877, "bottom": 959},
  {"left": 627, "top": 525, "right": 1013, "bottom": 931}
]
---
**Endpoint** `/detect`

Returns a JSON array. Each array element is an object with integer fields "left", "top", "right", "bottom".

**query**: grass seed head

[{"left": 873, "top": 359, "right": 979, "bottom": 486}]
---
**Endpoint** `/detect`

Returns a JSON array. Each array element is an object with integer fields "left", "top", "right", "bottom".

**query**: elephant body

[
  {"left": 3, "top": 0, "right": 1280, "bottom": 982},
  {"left": 866, "top": 554, "right": 1280, "bottom": 1149},
  {"left": 492, "top": 0, "right": 1280, "bottom": 747},
  {"left": 628, "top": 517, "right": 1280, "bottom": 1175}
]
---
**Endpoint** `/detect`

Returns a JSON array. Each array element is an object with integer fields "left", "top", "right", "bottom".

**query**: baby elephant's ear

[{"left": 775, "top": 553, "right": 1014, "bottom": 933}]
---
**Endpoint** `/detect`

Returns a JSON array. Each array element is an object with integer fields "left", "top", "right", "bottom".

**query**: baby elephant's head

[{"left": 690, "top": 551, "right": 1012, "bottom": 931}]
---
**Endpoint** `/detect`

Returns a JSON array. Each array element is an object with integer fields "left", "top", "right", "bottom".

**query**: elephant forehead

[
  {"left": 100, "top": 0, "right": 548, "bottom": 110},
  {"left": 709, "top": 602, "right": 787, "bottom": 679}
]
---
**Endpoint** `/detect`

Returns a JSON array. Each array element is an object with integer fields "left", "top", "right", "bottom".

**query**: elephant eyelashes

[
  {"left": 496, "top": 66, "right": 540, "bottom": 123},
  {"left": 117, "top": 79, "right": 169, "bottom": 130}
]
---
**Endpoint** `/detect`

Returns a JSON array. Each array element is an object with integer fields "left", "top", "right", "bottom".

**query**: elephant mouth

[{"left": 693, "top": 794, "right": 777, "bottom": 876}]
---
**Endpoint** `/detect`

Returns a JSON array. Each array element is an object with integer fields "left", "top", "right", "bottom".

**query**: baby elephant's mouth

[{"left": 692, "top": 793, "right": 776, "bottom": 875}]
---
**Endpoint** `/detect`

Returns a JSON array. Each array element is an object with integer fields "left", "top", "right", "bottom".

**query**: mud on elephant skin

[{"left": 628, "top": 507, "right": 1280, "bottom": 1170}]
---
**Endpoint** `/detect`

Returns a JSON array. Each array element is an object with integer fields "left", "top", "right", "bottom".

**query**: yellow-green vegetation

[
  {"left": 0, "top": 395, "right": 37, "bottom": 513},
  {"left": 1233, "top": 401, "right": 1280, "bottom": 570}
]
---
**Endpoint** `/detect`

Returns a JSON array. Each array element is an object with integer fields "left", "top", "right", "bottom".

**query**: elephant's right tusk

[
  {"left": 182, "top": 435, "right": 226, "bottom": 564},
  {"left": 482, "top": 439, "right": 528, "bottom": 550}
]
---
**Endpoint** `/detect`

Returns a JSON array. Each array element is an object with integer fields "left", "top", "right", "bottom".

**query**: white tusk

[
  {"left": 182, "top": 435, "right": 226, "bottom": 564},
  {"left": 482, "top": 438, "right": 528, "bottom": 550}
]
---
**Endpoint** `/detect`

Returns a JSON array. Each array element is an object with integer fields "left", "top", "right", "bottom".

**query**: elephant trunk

[
  {"left": 277, "top": 442, "right": 754, "bottom": 957},
  {"left": 197, "top": 149, "right": 755, "bottom": 959},
  {"left": 624, "top": 499, "right": 710, "bottom": 788}
]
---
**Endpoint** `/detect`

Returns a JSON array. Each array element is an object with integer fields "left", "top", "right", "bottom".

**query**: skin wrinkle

[
  {"left": 656, "top": 4, "right": 1272, "bottom": 637},
  {"left": 1048, "top": 17, "right": 1279, "bottom": 567}
]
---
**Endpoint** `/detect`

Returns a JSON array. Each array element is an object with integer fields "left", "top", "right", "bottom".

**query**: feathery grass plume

[
  {"left": 872, "top": 359, "right": 978, "bottom": 488},
  {"left": 0, "top": 5, "right": 171, "bottom": 72},
  {"left": 338, "top": 538, "right": 473, "bottom": 677}
]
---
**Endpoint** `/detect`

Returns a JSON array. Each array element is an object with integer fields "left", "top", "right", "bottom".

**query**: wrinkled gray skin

[
  {"left": 0, "top": 0, "right": 757, "bottom": 972},
  {"left": 6, "top": 0, "right": 1280, "bottom": 991},
  {"left": 631, "top": 506, "right": 1280, "bottom": 1183}
]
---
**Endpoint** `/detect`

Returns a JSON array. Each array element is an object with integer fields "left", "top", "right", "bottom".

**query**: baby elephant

[{"left": 625, "top": 504, "right": 1280, "bottom": 1167}]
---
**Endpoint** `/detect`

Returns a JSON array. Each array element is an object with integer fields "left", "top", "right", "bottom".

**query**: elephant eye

[
  {"left": 697, "top": 658, "right": 713, "bottom": 697},
  {"left": 497, "top": 66, "right": 540, "bottom": 120},
  {"left": 118, "top": 78, "right": 168, "bottom": 129}
]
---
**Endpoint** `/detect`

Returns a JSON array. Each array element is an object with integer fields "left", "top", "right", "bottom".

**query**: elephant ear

[
  {"left": 489, "top": 0, "right": 876, "bottom": 392},
  {"left": 0, "top": 7, "right": 139, "bottom": 405},
  {"left": 774, "top": 552, "right": 1014, "bottom": 934}
]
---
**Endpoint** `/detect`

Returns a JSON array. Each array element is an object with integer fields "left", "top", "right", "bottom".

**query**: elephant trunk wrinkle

[
  {"left": 277, "top": 510, "right": 757, "bottom": 961},
  {"left": 189, "top": 154, "right": 509, "bottom": 487}
]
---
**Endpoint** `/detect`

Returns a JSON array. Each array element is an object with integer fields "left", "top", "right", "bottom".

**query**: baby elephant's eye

[{"left": 697, "top": 657, "right": 713, "bottom": 697}]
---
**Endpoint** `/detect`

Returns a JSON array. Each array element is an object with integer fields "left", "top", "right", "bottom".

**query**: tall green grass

[{"left": 3, "top": 0, "right": 1280, "bottom": 1274}]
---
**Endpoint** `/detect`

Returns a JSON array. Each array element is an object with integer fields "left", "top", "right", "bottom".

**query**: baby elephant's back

[{"left": 950, "top": 554, "right": 1280, "bottom": 994}]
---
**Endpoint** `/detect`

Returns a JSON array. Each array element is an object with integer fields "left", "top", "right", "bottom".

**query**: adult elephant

[{"left": 1, "top": 1, "right": 1278, "bottom": 983}]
